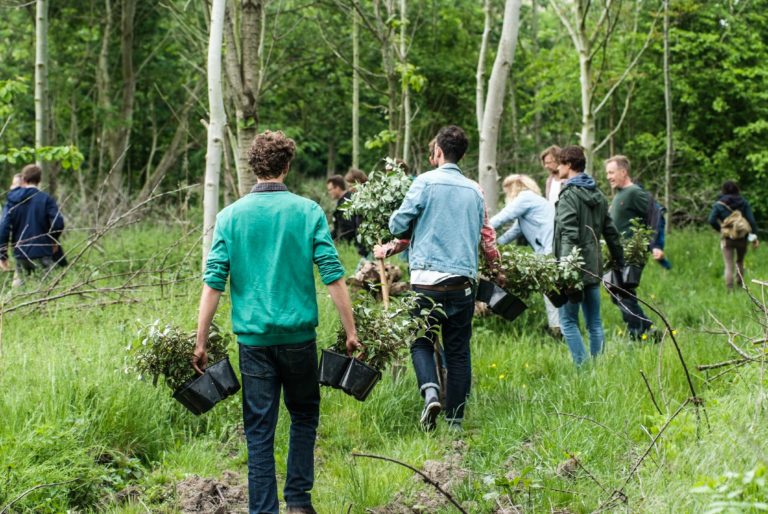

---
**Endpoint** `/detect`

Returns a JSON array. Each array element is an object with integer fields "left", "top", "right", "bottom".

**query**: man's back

[
  {"left": 390, "top": 164, "right": 484, "bottom": 279},
  {"left": 204, "top": 189, "right": 344, "bottom": 346},
  {"left": 0, "top": 186, "right": 63, "bottom": 261}
]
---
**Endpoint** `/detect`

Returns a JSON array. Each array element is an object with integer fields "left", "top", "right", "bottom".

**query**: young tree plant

[{"left": 127, "top": 320, "right": 231, "bottom": 391}]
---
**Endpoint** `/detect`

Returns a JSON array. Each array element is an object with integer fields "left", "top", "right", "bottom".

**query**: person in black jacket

[
  {"left": 0, "top": 164, "right": 65, "bottom": 281},
  {"left": 326, "top": 175, "right": 365, "bottom": 257},
  {"left": 708, "top": 180, "right": 759, "bottom": 290}
]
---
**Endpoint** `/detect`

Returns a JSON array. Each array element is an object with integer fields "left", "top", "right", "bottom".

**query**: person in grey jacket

[{"left": 490, "top": 174, "right": 560, "bottom": 337}]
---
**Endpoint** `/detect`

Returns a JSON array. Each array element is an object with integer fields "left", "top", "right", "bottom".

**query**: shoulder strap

[{"left": 717, "top": 201, "right": 733, "bottom": 212}]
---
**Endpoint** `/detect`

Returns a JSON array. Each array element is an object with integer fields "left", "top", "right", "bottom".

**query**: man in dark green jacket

[
  {"left": 554, "top": 146, "right": 624, "bottom": 365},
  {"left": 194, "top": 130, "right": 360, "bottom": 514}
]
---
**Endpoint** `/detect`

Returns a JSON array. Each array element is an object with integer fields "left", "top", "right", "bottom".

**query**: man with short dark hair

[
  {"left": 554, "top": 146, "right": 624, "bottom": 365},
  {"left": 326, "top": 175, "right": 365, "bottom": 256},
  {"left": 194, "top": 130, "right": 360, "bottom": 514},
  {"left": 0, "top": 164, "right": 65, "bottom": 280},
  {"left": 605, "top": 155, "right": 659, "bottom": 340},
  {"left": 387, "top": 125, "right": 501, "bottom": 432}
]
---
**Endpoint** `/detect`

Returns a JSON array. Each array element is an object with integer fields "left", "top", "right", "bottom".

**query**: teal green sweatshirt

[{"left": 203, "top": 189, "right": 345, "bottom": 346}]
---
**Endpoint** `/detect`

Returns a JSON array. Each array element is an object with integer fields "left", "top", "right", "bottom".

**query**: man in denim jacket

[{"left": 387, "top": 125, "right": 501, "bottom": 432}]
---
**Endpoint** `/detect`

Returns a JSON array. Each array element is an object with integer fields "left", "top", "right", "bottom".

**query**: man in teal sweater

[{"left": 194, "top": 130, "right": 360, "bottom": 514}]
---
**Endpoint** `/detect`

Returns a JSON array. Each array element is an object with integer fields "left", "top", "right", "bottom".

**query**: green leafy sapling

[
  {"left": 623, "top": 218, "right": 653, "bottom": 267},
  {"left": 332, "top": 292, "right": 437, "bottom": 371},
  {"left": 127, "top": 320, "right": 231, "bottom": 391},
  {"left": 342, "top": 157, "right": 412, "bottom": 250}
]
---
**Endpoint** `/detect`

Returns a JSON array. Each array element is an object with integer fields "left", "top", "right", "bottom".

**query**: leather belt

[{"left": 412, "top": 281, "right": 472, "bottom": 292}]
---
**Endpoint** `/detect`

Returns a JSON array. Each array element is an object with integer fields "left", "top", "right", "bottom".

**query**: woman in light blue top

[{"left": 490, "top": 174, "right": 560, "bottom": 336}]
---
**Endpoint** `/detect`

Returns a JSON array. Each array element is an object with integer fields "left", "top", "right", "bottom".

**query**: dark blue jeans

[
  {"left": 610, "top": 286, "right": 652, "bottom": 339},
  {"left": 239, "top": 341, "right": 320, "bottom": 514},
  {"left": 411, "top": 285, "right": 475, "bottom": 423}
]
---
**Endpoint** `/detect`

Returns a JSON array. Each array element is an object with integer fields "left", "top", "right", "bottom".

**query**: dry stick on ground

[
  {"left": 351, "top": 453, "right": 468, "bottom": 514},
  {"left": 565, "top": 452, "right": 610, "bottom": 495},
  {"left": 596, "top": 399, "right": 691, "bottom": 512},
  {"left": 554, "top": 410, "right": 629, "bottom": 442},
  {"left": 640, "top": 370, "right": 663, "bottom": 415},
  {"left": 0, "top": 478, "right": 80, "bottom": 514}
]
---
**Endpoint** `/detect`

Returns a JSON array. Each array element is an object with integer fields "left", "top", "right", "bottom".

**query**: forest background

[{"left": 2, "top": 0, "right": 767, "bottom": 224}]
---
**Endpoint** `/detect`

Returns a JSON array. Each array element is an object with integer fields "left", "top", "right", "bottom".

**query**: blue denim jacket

[
  {"left": 489, "top": 190, "right": 555, "bottom": 254},
  {"left": 389, "top": 164, "right": 485, "bottom": 279}
]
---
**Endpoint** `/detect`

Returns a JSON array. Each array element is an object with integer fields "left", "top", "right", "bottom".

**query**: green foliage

[
  {"left": 491, "top": 246, "right": 584, "bottom": 299},
  {"left": 343, "top": 158, "right": 412, "bottom": 249},
  {"left": 127, "top": 320, "right": 231, "bottom": 391},
  {"left": 692, "top": 463, "right": 768, "bottom": 513},
  {"left": 334, "top": 292, "right": 434, "bottom": 371},
  {"left": 0, "top": 145, "right": 84, "bottom": 170},
  {"left": 623, "top": 218, "right": 654, "bottom": 267}
]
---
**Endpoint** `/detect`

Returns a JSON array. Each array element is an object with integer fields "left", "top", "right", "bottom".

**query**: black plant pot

[
  {"left": 173, "top": 372, "right": 223, "bottom": 416},
  {"left": 476, "top": 279, "right": 496, "bottom": 304},
  {"left": 339, "top": 358, "right": 382, "bottom": 401},
  {"left": 318, "top": 349, "right": 352, "bottom": 389},
  {"left": 621, "top": 264, "right": 643, "bottom": 288},
  {"left": 207, "top": 356, "right": 241, "bottom": 397},
  {"left": 545, "top": 290, "right": 569, "bottom": 308},
  {"left": 476, "top": 279, "right": 527, "bottom": 321}
]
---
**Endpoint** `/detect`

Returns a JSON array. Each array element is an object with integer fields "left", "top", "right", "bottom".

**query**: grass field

[{"left": 0, "top": 221, "right": 766, "bottom": 513}]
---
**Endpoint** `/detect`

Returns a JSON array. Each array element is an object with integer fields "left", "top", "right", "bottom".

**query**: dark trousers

[
  {"left": 239, "top": 341, "right": 320, "bottom": 514},
  {"left": 410, "top": 285, "right": 475, "bottom": 423},
  {"left": 610, "top": 287, "right": 652, "bottom": 339}
]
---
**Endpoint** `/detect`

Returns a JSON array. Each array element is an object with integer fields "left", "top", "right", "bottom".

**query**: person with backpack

[
  {"left": 605, "top": 155, "right": 663, "bottom": 340},
  {"left": 708, "top": 181, "right": 758, "bottom": 290}
]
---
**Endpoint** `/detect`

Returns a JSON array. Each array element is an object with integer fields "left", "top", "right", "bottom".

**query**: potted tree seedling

[
  {"left": 479, "top": 247, "right": 544, "bottom": 321},
  {"left": 321, "top": 293, "right": 432, "bottom": 400},
  {"left": 544, "top": 248, "right": 585, "bottom": 307},
  {"left": 621, "top": 219, "right": 653, "bottom": 288},
  {"left": 342, "top": 158, "right": 412, "bottom": 308},
  {"left": 127, "top": 321, "right": 239, "bottom": 415}
]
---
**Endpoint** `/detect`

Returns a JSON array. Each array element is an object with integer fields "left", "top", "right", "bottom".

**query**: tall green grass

[{"left": 0, "top": 223, "right": 766, "bottom": 513}]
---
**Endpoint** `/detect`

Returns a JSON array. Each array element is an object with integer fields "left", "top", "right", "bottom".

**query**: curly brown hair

[{"left": 247, "top": 130, "right": 296, "bottom": 179}]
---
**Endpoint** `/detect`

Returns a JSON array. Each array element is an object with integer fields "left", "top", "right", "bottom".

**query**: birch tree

[
  {"left": 223, "top": 0, "right": 265, "bottom": 196},
  {"left": 352, "top": 8, "right": 360, "bottom": 168},
  {"left": 549, "top": 0, "right": 658, "bottom": 173},
  {"left": 34, "top": 0, "right": 48, "bottom": 175},
  {"left": 202, "top": 0, "right": 227, "bottom": 267},
  {"left": 663, "top": 0, "right": 673, "bottom": 218},
  {"left": 477, "top": 0, "right": 522, "bottom": 217}
]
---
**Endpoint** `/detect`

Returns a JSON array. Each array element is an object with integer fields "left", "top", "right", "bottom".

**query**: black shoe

[{"left": 420, "top": 400, "right": 442, "bottom": 431}]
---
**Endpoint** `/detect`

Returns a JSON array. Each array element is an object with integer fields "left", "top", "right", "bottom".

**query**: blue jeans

[
  {"left": 411, "top": 285, "right": 475, "bottom": 423},
  {"left": 559, "top": 284, "right": 604, "bottom": 365},
  {"left": 610, "top": 287, "right": 651, "bottom": 339},
  {"left": 239, "top": 341, "right": 320, "bottom": 514}
]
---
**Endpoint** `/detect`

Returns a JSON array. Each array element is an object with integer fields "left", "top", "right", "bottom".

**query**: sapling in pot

[
  {"left": 621, "top": 219, "right": 653, "bottom": 287},
  {"left": 327, "top": 293, "right": 433, "bottom": 400},
  {"left": 342, "top": 158, "right": 412, "bottom": 308},
  {"left": 127, "top": 321, "right": 238, "bottom": 415}
]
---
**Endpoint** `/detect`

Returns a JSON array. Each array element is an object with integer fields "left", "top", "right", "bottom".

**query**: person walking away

[
  {"left": 194, "top": 130, "right": 360, "bottom": 514},
  {"left": 541, "top": 145, "right": 562, "bottom": 205},
  {"left": 605, "top": 155, "right": 661, "bottom": 340},
  {"left": 387, "top": 125, "right": 502, "bottom": 432},
  {"left": 708, "top": 180, "right": 758, "bottom": 290},
  {"left": 0, "top": 164, "right": 65, "bottom": 285},
  {"left": 490, "top": 174, "right": 561, "bottom": 338},
  {"left": 554, "top": 146, "right": 624, "bottom": 366}
]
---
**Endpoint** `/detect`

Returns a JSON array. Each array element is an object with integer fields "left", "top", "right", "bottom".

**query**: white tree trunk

[
  {"left": 352, "top": 8, "right": 360, "bottom": 169},
  {"left": 202, "top": 0, "right": 227, "bottom": 269},
  {"left": 34, "top": 0, "right": 48, "bottom": 168},
  {"left": 399, "top": 0, "right": 411, "bottom": 165},
  {"left": 663, "top": 0, "right": 673, "bottom": 219},
  {"left": 475, "top": 0, "right": 491, "bottom": 131},
  {"left": 478, "top": 0, "right": 521, "bottom": 217},
  {"left": 579, "top": 50, "right": 595, "bottom": 173}
]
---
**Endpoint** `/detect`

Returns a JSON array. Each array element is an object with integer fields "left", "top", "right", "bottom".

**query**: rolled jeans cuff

[{"left": 420, "top": 382, "right": 440, "bottom": 395}]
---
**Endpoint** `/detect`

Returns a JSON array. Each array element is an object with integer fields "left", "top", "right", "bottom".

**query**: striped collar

[{"left": 250, "top": 182, "right": 288, "bottom": 193}]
